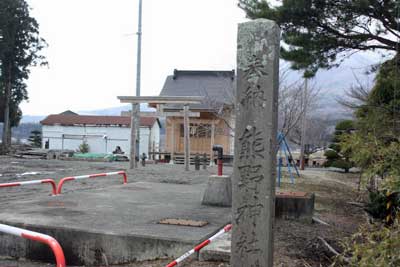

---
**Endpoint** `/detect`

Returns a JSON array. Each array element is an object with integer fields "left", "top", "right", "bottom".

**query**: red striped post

[
  {"left": 0, "top": 223, "right": 66, "bottom": 267},
  {"left": 165, "top": 224, "right": 232, "bottom": 267},
  {"left": 56, "top": 171, "right": 127, "bottom": 194},
  {"left": 0, "top": 179, "right": 57, "bottom": 195}
]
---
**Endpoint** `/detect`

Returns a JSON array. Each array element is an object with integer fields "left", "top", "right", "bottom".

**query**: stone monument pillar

[{"left": 231, "top": 19, "right": 280, "bottom": 267}]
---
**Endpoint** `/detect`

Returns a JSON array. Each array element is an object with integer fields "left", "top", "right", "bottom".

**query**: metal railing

[
  {"left": 0, "top": 223, "right": 66, "bottom": 267},
  {"left": 56, "top": 171, "right": 127, "bottom": 194},
  {"left": 0, "top": 179, "right": 57, "bottom": 195}
]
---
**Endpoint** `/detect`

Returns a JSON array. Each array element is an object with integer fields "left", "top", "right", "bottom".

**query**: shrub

[
  {"left": 365, "top": 191, "right": 400, "bottom": 224},
  {"left": 79, "top": 141, "right": 89, "bottom": 153},
  {"left": 28, "top": 130, "right": 42, "bottom": 147},
  {"left": 335, "top": 220, "right": 400, "bottom": 267},
  {"left": 335, "top": 120, "right": 354, "bottom": 132},
  {"left": 325, "top": 149, "right": 339, "bottom": 161},
  {"left": 328, "top": 143, "right": 341, "bottom": 153},
  {"left": 324, "top": 150, "right": 352, "bottom": 172},
  {"left": 365, "top": 191, "right": 389, "bottom": 220},
  {"left": 331, "top": 159, "right": 353, "bottom": 173},
  {"left": 325, "top": 120, "right": 354, "bottom": 171}
]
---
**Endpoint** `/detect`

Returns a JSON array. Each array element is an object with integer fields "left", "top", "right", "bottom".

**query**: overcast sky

[{"left": 23, "top": 0, "right": 247, "bottom": 115}]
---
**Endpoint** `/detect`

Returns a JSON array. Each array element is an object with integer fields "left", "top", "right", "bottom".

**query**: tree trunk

[{"left": 1, "top": 63, "right": 12, "bottom": 153}]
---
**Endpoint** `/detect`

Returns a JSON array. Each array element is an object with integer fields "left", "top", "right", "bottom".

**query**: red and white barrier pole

[
  {"left": 0, "top": 223, "right": 66, "bottom": 267},
  {"left": 0, "top": 179, "right": 57, "bottom": 195},
  {"left": 56, "top": 171, "right": 127, "bottom": 194},
  {"left": 165, "top": 224, "right": 232, "bottom": 267},
  {"left": 217, "top": 159, "right": 223, "bottom": 176},
  {"left": 212, "top": 145, "right": 224, "bottom": 176}
]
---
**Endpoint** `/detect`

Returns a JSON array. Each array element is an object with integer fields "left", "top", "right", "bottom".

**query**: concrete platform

[{"left": 0, "top": 182, "right": 231, "bottom": 266}]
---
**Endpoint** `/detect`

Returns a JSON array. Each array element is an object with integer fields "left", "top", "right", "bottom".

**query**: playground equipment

[
  {"left": 277, "top": 132, "right": 300, "bottom": 187},
  {"left": 0, "top": 223, "right": 66, "bottom": 267}
]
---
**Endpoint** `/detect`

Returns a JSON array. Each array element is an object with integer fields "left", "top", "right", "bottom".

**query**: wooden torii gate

[{"left": 117, "top": 96, "right": 203, "bottom": 170}]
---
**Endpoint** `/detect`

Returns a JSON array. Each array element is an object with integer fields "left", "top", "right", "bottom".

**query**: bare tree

[
  {"left": 278, "top": 78, "right": 321, "bottom": 145},
  {"left": 336, "top": 72, "right": 371, "bottom": 110},
  {"left": 201, "top": 73, "right": 236, "bottom": 136},
  {"left": 290, "top": 116, "right": 333, "bottom": 150},
  {"left": 201, "top": 69, "right": 331, "bottom": 153},
  {"left": 278, "top": 82, "right": 304, "bottom": 137}
]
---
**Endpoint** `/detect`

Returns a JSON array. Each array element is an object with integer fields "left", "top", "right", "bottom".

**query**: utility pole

[
  {"left": 130, "top": 0, "right": 143, "bottom": 169},
  {"left": 183, "top": 104, "right": 190, "bottom": 171},
  {"left": 299, "top": 78, "right": 308, "bottom": 170}
]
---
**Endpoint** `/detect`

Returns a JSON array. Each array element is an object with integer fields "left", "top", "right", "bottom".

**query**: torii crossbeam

[{"left": 117, "top": 96, "right": 203, "bottom": 170}]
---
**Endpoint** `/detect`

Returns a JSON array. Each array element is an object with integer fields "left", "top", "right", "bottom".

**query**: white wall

[
  {"left": 149, "top": 121, "right": 161, "bottom": 159},
  {"left": 139, "top": 127, "right": 150, "bottom": 157},
  {"left": 138, "top": 121, "right": 161, "bottom": 158},
  {"left": 42, "top": 123, "right": 161, "bottom": 158},
  {"left": 42, "top": 125, "right": 131, "bottom": 155}
]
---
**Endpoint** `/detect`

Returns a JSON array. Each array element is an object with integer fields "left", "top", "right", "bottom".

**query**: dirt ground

[{"left": 0, "top": 156, "right": 365, "bottom": 267}]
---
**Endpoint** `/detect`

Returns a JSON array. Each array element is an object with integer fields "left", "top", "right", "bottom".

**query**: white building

[{"left": 40, "top": 112, "right": 161, "bottom": 158}]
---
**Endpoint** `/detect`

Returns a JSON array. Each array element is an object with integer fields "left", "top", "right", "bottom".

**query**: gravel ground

[{"left": 0, "top": 156, "right": 228, "bottom": 203}]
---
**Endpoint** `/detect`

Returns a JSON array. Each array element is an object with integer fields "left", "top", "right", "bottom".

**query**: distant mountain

[
  {"left": 22, "top": 52, "right": 383, "bottom": 124},
  {"left": 21, "top": 115, "right": 46, "bottom": 123},
  {"left": 79, "top": 103, "right": 155, "bottom": 116},
  {"left": 15, "top": 104, "right": 157, "bottom": 141},
  {"left": 0, "top": 122, "right": 41, "bottom": 143},
  {"left": 282, "top": 52, "right": 381, "bottom": 121},
  {"left": 283, "top": 53, "right": 378, "bottom": 92},
  {"left": 21, "top": 103, "right": 155, "bottom": 123}
]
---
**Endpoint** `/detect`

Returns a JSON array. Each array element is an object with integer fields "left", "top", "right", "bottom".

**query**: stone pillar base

[
  {"left": 201, "top": 175, "right": 232, "bottom": 207},
  {"left": 275, "top": 191, "right": 315, "bottom": 222}
]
